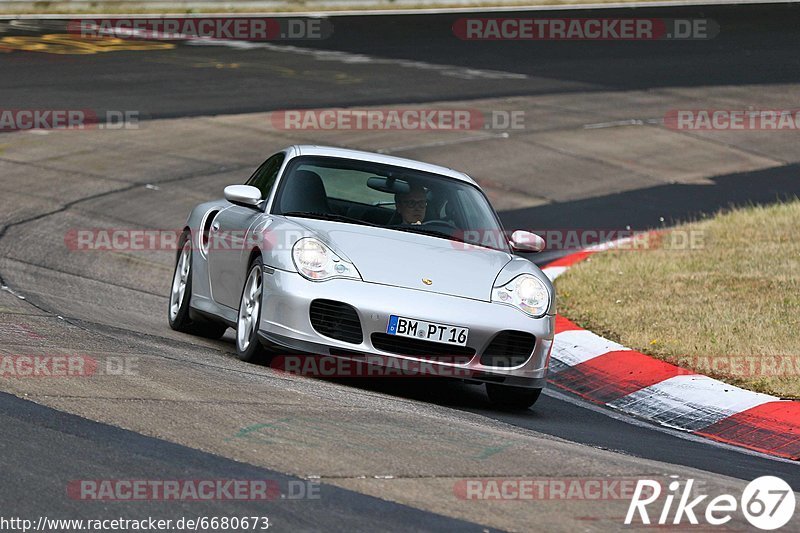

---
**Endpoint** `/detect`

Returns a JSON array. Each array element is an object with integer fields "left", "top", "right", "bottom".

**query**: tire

[
  {"left": 486, "top": 384, "right": 542, "bottom": 411},
  {"left": 168, "top": 230, "right": 228, "bottom": 339},
  {"left": 235, "top": 256, "right": 269, "bottom": 363}
]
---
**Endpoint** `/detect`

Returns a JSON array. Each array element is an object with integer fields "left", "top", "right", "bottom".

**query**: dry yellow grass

[{"left": 555, "top": 200, "right": 800, "bottom": 398}]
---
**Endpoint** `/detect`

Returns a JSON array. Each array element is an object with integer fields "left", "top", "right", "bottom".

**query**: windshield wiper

[
  {"left": 391, "top": 225, "right": 463, "bottom": 244},
  {"left": 281, "top": 211, "right": 379, "bottom": 227},
  {"left": 393, "top": 225, "right": 506, "bottom": 251}
]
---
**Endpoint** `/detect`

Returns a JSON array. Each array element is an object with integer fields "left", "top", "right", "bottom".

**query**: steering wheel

[{"left": 420, "top": 219, "right": 458, "bottom": 231}]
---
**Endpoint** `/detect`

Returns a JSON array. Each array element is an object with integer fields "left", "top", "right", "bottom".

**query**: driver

[{"left": 394, "top": 184, "right": 428, "bottom": 225}]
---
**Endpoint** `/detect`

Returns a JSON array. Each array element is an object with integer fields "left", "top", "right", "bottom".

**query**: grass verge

[{"left": 555, "top": 199, "right": 800, "bottom": 398}]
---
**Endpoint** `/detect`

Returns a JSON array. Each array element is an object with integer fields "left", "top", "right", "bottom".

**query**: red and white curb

[{"left": 542, "top": 240, "right": 800, "bottom": 460}]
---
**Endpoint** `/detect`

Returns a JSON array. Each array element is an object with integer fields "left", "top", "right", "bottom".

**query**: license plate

[{"left": 386, "top": 315, "right": 469, "bottom": 346}]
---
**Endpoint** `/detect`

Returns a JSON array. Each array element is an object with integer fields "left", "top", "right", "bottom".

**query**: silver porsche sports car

[{"left": 168, "top": 145, "right": 555, "bottom": 409}]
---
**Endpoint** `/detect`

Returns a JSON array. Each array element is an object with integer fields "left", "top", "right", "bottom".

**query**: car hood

[{"left": 292, "top": 218, "right": 513, "bottom": 301}]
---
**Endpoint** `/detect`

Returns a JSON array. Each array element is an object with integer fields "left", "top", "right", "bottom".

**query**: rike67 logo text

[{"left": 626, "top": 476, "right": 795, "bottom": 530}]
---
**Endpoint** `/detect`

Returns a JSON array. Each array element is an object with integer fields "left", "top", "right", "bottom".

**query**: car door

[{"left": 208, "top": 152, "right": 285, "bottom": 309}]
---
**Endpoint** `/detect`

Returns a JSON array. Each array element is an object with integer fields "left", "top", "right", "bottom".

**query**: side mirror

[
  {"left": 224, "top": 185, "right": 262, "bottom": 208},
  {"left": 509, "top": 230, "right": 545, "bottom": 253}
]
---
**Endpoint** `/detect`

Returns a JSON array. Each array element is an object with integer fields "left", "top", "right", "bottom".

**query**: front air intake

[
  {"left": 370, "top": 333, "right": 475, "bottom": 360},
  {"left": 480, "top": 331, "right": 536, "bottom": 367},
  {"left": 309, "top": 299, "right": 363, "bottom": 344}
]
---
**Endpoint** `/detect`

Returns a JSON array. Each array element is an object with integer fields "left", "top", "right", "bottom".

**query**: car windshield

[{"left": 271, "top": 155, "right": 509, "bottom": 252}]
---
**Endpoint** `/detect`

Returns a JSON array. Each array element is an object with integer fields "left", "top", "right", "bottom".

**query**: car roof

[{"left": 290, "top": 145, "right": 478, "bottom": 186}]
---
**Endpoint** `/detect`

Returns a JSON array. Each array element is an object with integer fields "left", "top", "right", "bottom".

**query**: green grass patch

[{"left": 555, "top": 199, "right": 800, "bottom": 398}]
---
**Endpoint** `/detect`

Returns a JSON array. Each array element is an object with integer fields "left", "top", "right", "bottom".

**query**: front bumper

[{"left": 257, "top": 268, "right": 553, "bottom": 389}]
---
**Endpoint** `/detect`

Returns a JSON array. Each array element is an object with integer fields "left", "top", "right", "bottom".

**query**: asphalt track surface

[
  {"left": 0, "top": 391, "right": 496, "bottom": 531},
  {"left": 1, "top": 3, "right": 799, "bottom": 119},
  {"left": 1, "top": 3, "right": 800, "bottom": 529}
]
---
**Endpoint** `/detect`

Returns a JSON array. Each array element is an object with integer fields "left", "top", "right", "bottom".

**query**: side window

[{"left": 246, "top": 152, "right": 285, "bottom": 199}]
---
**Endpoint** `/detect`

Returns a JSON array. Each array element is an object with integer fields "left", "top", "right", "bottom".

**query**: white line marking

[
  {"left": 608, "top": 374, "right": 777, "bottom": 431},
  {"left": 544, "top": 387, "right": 798, "bottom": 464},
  {"left": 184, "top": 39, "right": 527, "bottom": 80},
  {"left": 541, "top": 266, "right": 567, "bottom": 281},
  {"left": 551, "top": 329, "right": 629, "bottom": 368},
  {"left": 583, "top": 119, "right": 645, "bottom": 129},
  {"left": 376, "top": 132, "right": 506, "bottom": 154}
]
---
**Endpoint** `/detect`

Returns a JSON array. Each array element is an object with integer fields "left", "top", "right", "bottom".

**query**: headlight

[
  {"left": 492, "top": 274, "right": 550, "bottom": 318},
  {"left": 292, "top": 237, "right": 361, "bottom": 281}
]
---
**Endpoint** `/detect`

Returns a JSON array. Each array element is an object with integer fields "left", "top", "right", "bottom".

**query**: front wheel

[
  {"left": 236, "top": 257, "right": 269, "bottom": 363},
  {"left": 486, "top": 384, "right": 542, "bottom": 411}
]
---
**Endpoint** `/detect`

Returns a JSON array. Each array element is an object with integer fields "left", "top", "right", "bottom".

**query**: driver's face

[{"left": 397, "top": 191, "right": 427, "bottom": 224}]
